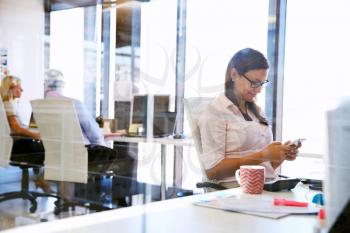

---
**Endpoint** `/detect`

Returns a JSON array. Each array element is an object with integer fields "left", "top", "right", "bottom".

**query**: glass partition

[
  {"left": 184, "top": 0, "right": 269, "bottom": 103},
  {"left": 181, "top": 0, "right": 269, "bottom": 188},
  {"left": 281, "top": 0, "right": 350, "bottom": 179},
  {"left": 49, "top": 5, "right": 101, "bottom": 116},
  {"left": 117, "top": 0, "right": 178, "bottom": 188},
  {"left": 6, "top": 0, "right": 345, "bottom": 231}
]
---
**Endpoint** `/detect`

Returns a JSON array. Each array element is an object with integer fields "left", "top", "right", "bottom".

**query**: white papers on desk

[{"left": 194, "top": 195, "right": 319, "bottom": 219}]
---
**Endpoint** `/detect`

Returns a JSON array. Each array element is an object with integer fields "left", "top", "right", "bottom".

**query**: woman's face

[
  {"left": 231, "top": 68, "right": 268, "bottom": 102},
  {"left": 10, "top": 84, "right": 23, "bottom": 99}
]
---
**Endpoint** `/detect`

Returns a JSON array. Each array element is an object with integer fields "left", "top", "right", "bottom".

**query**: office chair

[
  {"left": 31, "top": 99, "right": 138, "bottom": 214},
  {"left": 0, "top": 98, "right": 58, "bottom": 213},
  {"left": 184, "top": 97, "right": 227, "bottom": 192}
]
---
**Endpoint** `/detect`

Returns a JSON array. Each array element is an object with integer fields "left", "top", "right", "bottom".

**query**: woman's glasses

[{"left": 241, "top": 74, "right": 269, "bottom": 88}]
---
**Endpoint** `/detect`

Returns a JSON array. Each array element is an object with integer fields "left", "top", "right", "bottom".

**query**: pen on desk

[
  {"left": 278, "top": 174, "right": 289, "bottom": 179},
  {"left": 313, "top": 208, "right": 326, "bottom": 233},
  {"left": 274, "top": 197, "right": 309, "bottom": 207}
]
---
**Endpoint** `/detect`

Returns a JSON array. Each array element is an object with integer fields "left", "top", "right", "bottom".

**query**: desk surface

[
  {"left": 104, "top": 135, "right": 193, "bottom": 147},
  {"left": 3, "top": 184, "right": 320, "bottom": 233}
]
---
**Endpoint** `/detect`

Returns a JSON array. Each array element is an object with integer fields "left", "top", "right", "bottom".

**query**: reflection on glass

[
  {"left": 184, "top": 0, "right": 269, "bottom": 100},
  {"left": 49, "top": 5, "right": 100, "bottom": 116},
  {"left": 283, "top": 0, "right": 350, "bottom": 157},
  {"left": 181, "top": 0, "right": 269, "bottom": 188}
]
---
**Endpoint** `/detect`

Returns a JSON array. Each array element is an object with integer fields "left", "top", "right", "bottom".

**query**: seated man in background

[
  {"left": 43, "top": 69, "right": 122, "bottom": 203},
  {"left": 44, "top": 69, "right": 105, "bottom": 146}
]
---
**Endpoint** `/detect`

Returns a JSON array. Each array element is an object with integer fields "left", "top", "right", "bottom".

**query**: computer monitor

[
  {"left": 154, "top": 95, "right": 170, "bottom": 112},
  {"left": 153, "top": 95, "right": 175, "bottom": 137},
  {"left": 325, "top": 98, "right": 350, "bottom": 231},
  {"left": 114, "top": 101, "right": 131, "bottom": 131},
  {"left": 131, "top": 94, "right": 148, "bottom": 127},
  {"left": 153, "top": 111, "right": 176, "bottom": 137},
  {"left": 130, "top": 95, "right": 174, "bottom": 137}
]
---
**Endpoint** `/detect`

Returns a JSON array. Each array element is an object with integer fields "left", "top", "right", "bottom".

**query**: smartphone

[{"left": 291, "top": 138, "right": 306, "bottom": 146}]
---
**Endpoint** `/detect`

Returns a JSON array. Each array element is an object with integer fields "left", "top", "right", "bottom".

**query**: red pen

[{"left": 274, "top": 197, "right": 309, "bottom": 207}]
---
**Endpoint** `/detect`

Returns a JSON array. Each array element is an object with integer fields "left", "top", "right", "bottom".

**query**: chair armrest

[{"left": 196, "top": 182, "right": 227, "bottom": 190}]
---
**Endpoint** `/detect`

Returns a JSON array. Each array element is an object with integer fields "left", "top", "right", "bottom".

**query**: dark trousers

[
  {"left": 86, "top": 144, "right": 135, "bottom": 177},
  {"left": 86, "top": 144, "right": 118, "bottom": 172},
  {"left": 72, "top": 145, "right": 136, "bottom": 201},
  {"left": 10, "top": 141, "right": 128, "bottom": 174},
  {"left": 11, "top": 141, "right": 136, "bottom": 198},
  {"left": 11, "top": 138, "right": 45, "bottom": 172}
]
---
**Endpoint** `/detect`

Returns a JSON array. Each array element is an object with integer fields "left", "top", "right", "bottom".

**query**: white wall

[{"left": 0, "top": 0, "right": 45, "bottom": 123}]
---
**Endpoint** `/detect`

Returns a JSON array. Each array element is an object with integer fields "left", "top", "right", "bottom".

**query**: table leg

[
  {"left": 160, "top": 144, "right": 166, "bottom": 200},
  {"left": 173, "top": 146, "right": 183, "bottom": 188}
]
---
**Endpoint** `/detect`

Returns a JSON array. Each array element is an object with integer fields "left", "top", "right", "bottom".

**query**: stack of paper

[{"left": 194, "top": 195, "right": 319, "bottom": 219}]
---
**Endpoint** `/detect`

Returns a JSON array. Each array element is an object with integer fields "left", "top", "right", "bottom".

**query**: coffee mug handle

[{"left": 235, "top": 169, "right": 241, "bottom": 185}]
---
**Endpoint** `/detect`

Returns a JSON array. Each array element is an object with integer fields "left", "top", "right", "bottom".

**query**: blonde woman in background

[{"left": 1, "top": 75, "right": 52, "bottom": 193}]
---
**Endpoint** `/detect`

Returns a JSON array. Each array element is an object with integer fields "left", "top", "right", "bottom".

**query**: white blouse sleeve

[
  {"left": 4, "top": 101, "right": 16, "bottom": 116},
  {"left": 199, "top": 117, "right": 228, "bottom": 170}
]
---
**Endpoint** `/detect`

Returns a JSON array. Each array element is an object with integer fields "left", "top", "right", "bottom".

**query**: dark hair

[{"left": 224, "top": 48, "right": 269, "bottom": 125}]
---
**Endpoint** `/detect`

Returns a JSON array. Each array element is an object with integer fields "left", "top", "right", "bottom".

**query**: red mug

[{"left": 235, "top": 165, "right": 265, "bottom": 194}]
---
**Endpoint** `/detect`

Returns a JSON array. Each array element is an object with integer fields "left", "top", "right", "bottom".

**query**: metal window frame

[
  {"left": 173, "top": 0, "right": 187, "bottom": 188},
  {"left": 265, "top": 0, "right": 287, "bottom": 141}
]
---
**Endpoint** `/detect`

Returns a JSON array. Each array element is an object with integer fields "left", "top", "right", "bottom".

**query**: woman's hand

[
  {"left": 262, "top": 142, "right": 289, "bottom": 164},
  {"left": 31, "top": 131, "right": 41, "bottom": 141},
  {"left": 8, "top": 115, "right": 41, "bottom": 140},
  {"left": 283, "top": 141, "right": 301, "bottom": 161}
]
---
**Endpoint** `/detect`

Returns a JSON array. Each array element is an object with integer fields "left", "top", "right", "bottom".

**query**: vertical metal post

[
  {"left": 160, "top": 144, "right": 167, "bottom": 200},
  {"left": 44, "top": 2, "right": 51, "bottom": 72},
  {"left": 101, "top": 7, "right": 116, "bottom": 119},
  {"left": 84, "top": 6, "right": 98, "bottom": 116},
  {"left": 173, "top": 0, "right": 187, "bottom": 188},
  {"left": 101, "top": 11, "right": 110, "bottom": 117},
  {"left": 131, "top": 4, "right": 141, "bottom": 94},
  {"left": 265, "top": 0, "right": 287, "bottom": 141}
]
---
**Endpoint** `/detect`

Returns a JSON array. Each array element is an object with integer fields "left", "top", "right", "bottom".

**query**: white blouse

[
  {"left": 197, "top": 94, "right": 277, "bottom": 184},
  {"left": 4, "top": 99, "right": 17, "bottom": 116}
]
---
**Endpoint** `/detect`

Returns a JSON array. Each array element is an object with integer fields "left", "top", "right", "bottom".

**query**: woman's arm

[
  {"left": 206, "top": 150, "right": 264, "bottom": 180},
  {"left": 206, "top": 142, "right": 288, "bottom": 180},
  {"left": 7, "top": 115, "right": 40, "bottom": 140},
  {"left": 270, "top": 142, "right": 301, "bottom": 169}
]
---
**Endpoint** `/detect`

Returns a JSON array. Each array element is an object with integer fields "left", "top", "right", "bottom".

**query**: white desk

[
  {"left": 3, "top": 184, "right": 320, "bottom": 233},
  {"left": 104, "top": 135, "right": 193, "bottom": 200}
]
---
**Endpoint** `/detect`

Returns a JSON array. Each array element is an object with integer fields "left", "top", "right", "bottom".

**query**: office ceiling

[
  {"left": 49, "top": 0, "right": 148, "bottom": 11},
  {"left": 115, "top": 1, "right": 141, "bottom": 48},
  {"left": 49, "top": 0, "right": 97, "bottom": 11}
]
